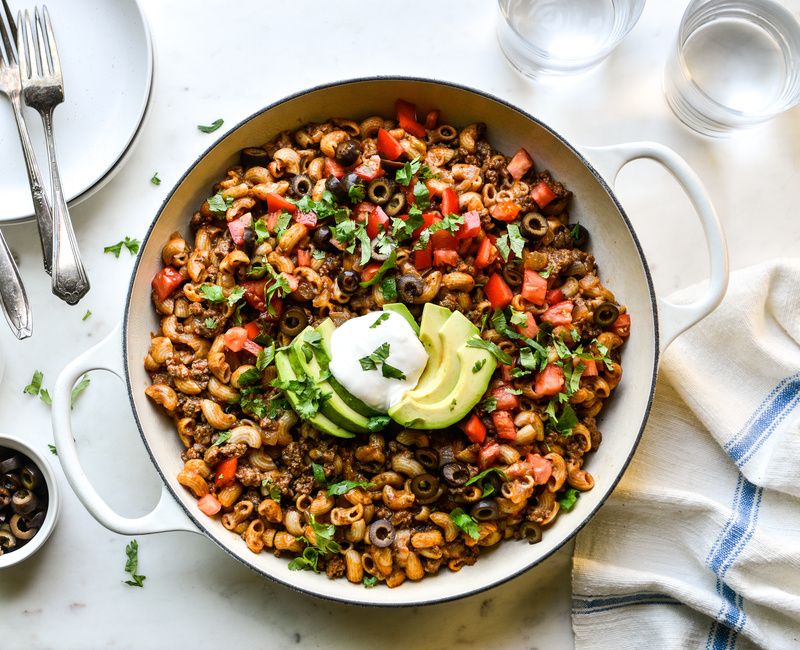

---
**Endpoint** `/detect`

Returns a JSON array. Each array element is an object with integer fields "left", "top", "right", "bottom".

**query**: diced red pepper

[
  {"left": 500, "top": 363, "right": 514, "bottom": 383},
  {"left": 354, "top": 155, "right": 384, "bottom": 181},
  {"left": 535, "top": 364, "right": 564, "bottom": 396},
  {"left": 361, "top": 263, "right": 382, "bottom": 284},
  {"left": 463, "top": 414, "right": 487, "bottom": 444},
  {"left": 441, "top": 187, "right": 459, "bottom": 216},
  {"left": 455, "top": 210, "right": 481, "bottom": 240},
  {"left": 224, "top": 327, "right": 248, "bottom": 352},
  {"left": 521, "top": 269, "right": 547, "bottom": 305},
  {"left": 430, "top": 228, "right": 458, "bottom": 251},
  {"left": 478, "top": 440, "right": 501, "bottom": 469},
  {"left": 541, "top": 300, "right": 574, "bottom": 326},
  {"left": 353, "top": 201, "right": 376, "bottom": 223},
  {"left": 324, "top": 157, "right": 345, "bottom": 179},
  {"left": 475, "top": 237, "right": 499, "bottom": 269},
  {"left": 425, "top": 178, "right": 451, "bottom": 196},
  {"left": 507, "top": 148, "right": 534, "bottom": 180},
  {"left": 492, "top": 411, "right": 517, "bottom": 441},
  {"left": 197, "top": 494, "right": 222, "bottom": 517},
  {"left": 266, "top": 211, "right": 281, "bottom": 232},
  {"left": 424, "top": 109, "right": 440, "bottom": 130},
  {"left": 433, "top": 249, "right": 459, "bottom": 267},
  {"left": 395, "top": 99, "right": 426, "bottom": 138},
  {"left": 611, "top": 313, "right": 631, "bottom": 338},
  {"left": 294, "top": 212, "right": 317, "bottom": 228},
  {"left": 491, "top": 387, "right": 520, "bottom": 411},
  {"left": 376, "top": 128, "right": 404, "bottom": 161},
  {"left": 531, "top": 181, "right": 557, "bottom": 208},
  {"left": 490, "top": 200, "right": 521, "bottom": 222},
  {"left": 241, "top": 279, "right": 283, "bottom": 318},
  {"left": 516, "top": 311, "right": 539, "bottom": 339},
  {"left": 415, "top": 211, "right": 439, "bottom": 237},
  {"left": 227, "top": 213, "right": 252, "bottom": 246},
  {"left": 366, "top": 205, "right": 390, "bottom": 239},
  {"left": 485, "top": 273, "right": 513, "bottom": 310},
  {"left": 243, "top": 321, "right": 261, "bottom": 340},
  {"left": 151, "top": 267, "right": 185, "bottom": 302},
  {"left": 546, "top": 288, "right": 564, "bottom": 305},
  {"left": 526, "top": 454, "right": 553, "bottom": 485},
  {"left": 214, "top": 457, "right": 238, "bottom": 488},
  {"left": 577, "top": 357, "right": 598, "bottom": 377},
  {"left": 414, "top": 248, "right": 432, "bottom": 270},
  {"left": 242, "top": 339, "right": 263, "bottom": 356},
  {"left": 296, "top": 249, "right": 311, "bottom": 267},
  {"left": 265, "top": 192, "right": 296, "bottom": 214}
]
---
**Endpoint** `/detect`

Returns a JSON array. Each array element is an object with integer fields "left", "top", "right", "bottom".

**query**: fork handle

[
  {"left": 0, "top": 228, "right": 32, "bottom": 339},
  {"left": 40, "top": 109, "right": 90, "bottom": 305},
  {"left": 10, "top": 95, "right": 53, "bottom": 275}
]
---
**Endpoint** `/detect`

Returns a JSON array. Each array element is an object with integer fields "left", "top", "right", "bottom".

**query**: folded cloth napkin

[{"left": 572, "top": 258, "right": 800, "bottom": 650}]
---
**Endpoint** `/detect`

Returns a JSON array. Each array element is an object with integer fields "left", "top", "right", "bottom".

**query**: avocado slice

[
  {"left": 288, "top": 328, "right": 372, "bottom": 434},
  {"left": 388, "top": 341, "right": 496, "bottom": 429},
  {"left": 382, "top": 303, "right": 419, "bottom": 334},
  {"left": 274, "top": 350, "right": 355, "bottom": 438},
  {"left": 403, "top": 310, "right": 478, "bottom": 403},
  {"left": 316, "top": 319, "right": 383, "bottom": 418},
  {"left": 406, "top": 304, "right": 452, "bottom": 398}
]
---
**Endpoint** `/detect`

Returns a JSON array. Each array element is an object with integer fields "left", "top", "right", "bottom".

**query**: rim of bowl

[{"left": 0, "top": 433, "right": 61, "bottom": 569}]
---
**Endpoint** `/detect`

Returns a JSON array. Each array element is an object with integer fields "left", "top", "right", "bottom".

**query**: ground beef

[
  {"left": 181, "top": 443, "right": 207, "bottom": 462},
  {"left": 328, "top": 311, "right": 352, "bottom": 327},
  {"left": 390, "top": 510, "right": 412, "bottom": 528},
  {"left": 235, "top": 465, "right": 265, "bottom": 487},
  {"left": 189, "top": 359, "right": 210, "bottom": 382},
  {"left": 281, "top": 442, "right": 304, "bottom": 477},
  {"left": 150, "top": 371, "right": 171, "bottom": 386},
  {"left": 292, "top": 475, "right": 315, "bottom": 496},
  {"left": 220, "top": 442, "right": 248, "bottom": 458},
  {"left": 177, "top": 394, "right": 202, "bottom": 418},
  {"left": 324, "top": 554, "right": 345, "bottom": 579}
]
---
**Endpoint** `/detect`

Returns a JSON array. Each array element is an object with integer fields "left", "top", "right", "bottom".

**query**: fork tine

[
  {"left": 33, "top": 7, "right": 50, "bottom": 75},
  {"left": 1, "top": 0, "right": 16, "bottom": 44},
  {"left": 20, "top": 9, "right": 36, "bottom": 79},
  {"left": 41, "top": 6, "right": 59, "bottom": 79},
  {"left": 0, "top": 4, "right": 15, "bottom": 65}
]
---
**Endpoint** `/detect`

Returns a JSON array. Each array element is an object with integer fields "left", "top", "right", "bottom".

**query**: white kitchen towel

[{"left": 572, "top": 258, "right": 800, "bottom": 650}]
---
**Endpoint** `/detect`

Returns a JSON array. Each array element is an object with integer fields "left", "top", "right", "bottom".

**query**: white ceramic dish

[
  {"left": 52, "top": 78, "right": 728, "bottom": 606},
  {"left": 0, "top": 433, "right": 60, "bottom": 569},
  {"left": 0, "top": 0, "right": 153, "bottom": 223}
]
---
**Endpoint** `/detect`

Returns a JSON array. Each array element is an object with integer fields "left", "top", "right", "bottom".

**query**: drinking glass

[
  {"left": 664, "top": 0, "right": 800, "bottom": 136},
  {"left": 496, "top": 0, "right": 646, "bottom": 79}
]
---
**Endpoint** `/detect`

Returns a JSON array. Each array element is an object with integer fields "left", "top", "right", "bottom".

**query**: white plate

[{"left": 0, "top": 0, "right": 153, "bottom": 223}]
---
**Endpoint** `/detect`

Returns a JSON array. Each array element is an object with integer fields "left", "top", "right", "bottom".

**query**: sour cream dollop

[{"left": 328, "top": 311, "right": 428, "bottom": 413}]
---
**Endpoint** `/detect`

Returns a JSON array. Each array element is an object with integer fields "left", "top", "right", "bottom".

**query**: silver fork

[
  {"left": 17, "top": 5, "right": 89, "bottom": 305},
  {"left": 0, "top": 1, "right": 52, "bottom": 275}
]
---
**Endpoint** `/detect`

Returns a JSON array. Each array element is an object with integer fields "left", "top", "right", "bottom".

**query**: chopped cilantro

[
  {"left": 465, "top": 467, "right": 508, "bottom": 497},
  {"left": 481, "top": 396, "right": 497, "bottom": 413},
  {"left": 211, "top": 431, "right": 231, "bottom": 447},
  {"left": 391, "top": 210, "right": 423, "bottom": 242},
  {"left": 39, "top": 389, "right": 52, "bottom": 406},
  {"left": 449, "top": 508, "right": 480, "bottom": 540},
  {"left": 261, "top": 479, "right": 281, "bottom": 502},
  {"left": 82, "top": 309, "right": 92, "bottom": 321},
  {"left": 360, "top": 250, "right": 397, "bottom": 288},
  {"left": 23, "top": 370, "right": 44, "bottom": 396},
  {"left": 204, "top": 317, "right": 217, "bottom": 329},
  {"left": 363, "top": 575, "right": 379, "bottom": 588},
  {"left": 71, "top": 375, "right": 91, "bottom": 406},
  {"left": 256, "top": 344, "right": 276, "bottom": 371},
  {"left": 559, "top": 488, "right": 580, "bottom": 512},
  {"left": 104, "top": 237, "right": 140, "bottom": 258},
  {"left": 123, "top": 540, "right": 146, "bottom": 587},
  {"left": 412, "top": 181, "right": 430, "bottom": 209},
  {"left": 312, "top": 248, "right": 326, "bottom": 260},
  {"left": 465, "top": 337, "right": 513, "bottom": 365},
  {"left": 150, "top": 173, "right": 161, "bottom": 186},
  {"left": 326, "top": 480, "right": 375, "bottom": 496},
  {"left": 472, "top": 359, "right": 486, "bottom": 374},
  {"left": 271, "top": 374, "right": 331, "bottom": 420},
  {"left": 47, "top": 444, "right": 57, "bottom": 456},
  {"left": 495, "top": 234, "right": 511, "bottom": 261},
  {"left": 348, "top": 183, "right": 366, "bottom": 203},
  {"left": 395, "top": 157, "right": 422, "bottom": 186},
  {"left": 197, "top": 118, "right": 224, "bottom": 133},
  {"left": 381, "top": 275, "right": 397, "bottom": 301},
  {"left": 367, "top": 415, "right": 391, "bottom": 431},
  {"left": 311, "top": 462, "right": 327, "bottom": 485},
  {"left": 237, "top": 367, "right": 262, "bottom": 387},
  {"left": 358, "top": 342, "right": 405, "bottom": 380},
  {"left": 370, "top": 313, "right": 390, "bottom": 328},
  {"left": 207, "top": 192, "right": 233, "bottom": 214},
  {"left": 539, "top": 265, "right": 553, "bottom": 279}
]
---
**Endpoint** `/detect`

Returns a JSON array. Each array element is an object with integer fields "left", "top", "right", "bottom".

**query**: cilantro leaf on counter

[
  {"left": 39, "top": 389, "right": 52, "bottom": 406},
  {"left": 197, "top": 118, "right": 224, "bottom": 133},
  {"left": 150, "top": 173, "right": 161, "bottom": 186},
  {"left": 82, "top": 310, "right": 92, "bottom": 321},
  {"left": 23, "top": 370, "right": 44, "bottom": 396},
  {"left": 48, "top": 444, "right": 57, "bottom": 456},
  {"left": 123, "top": 540, "right": 146, "bottom": 587},
  {"left": 104, "top": 237, "right": 140, "bottom": 258}
]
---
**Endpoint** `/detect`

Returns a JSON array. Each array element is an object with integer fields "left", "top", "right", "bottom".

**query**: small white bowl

[{"left": 0, "top": 433, "right": 60, "bottom": 569}]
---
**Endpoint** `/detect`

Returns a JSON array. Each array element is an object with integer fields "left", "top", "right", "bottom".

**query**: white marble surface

[{"left": 0, "top": 0, "right": 798, "bottom": 648}]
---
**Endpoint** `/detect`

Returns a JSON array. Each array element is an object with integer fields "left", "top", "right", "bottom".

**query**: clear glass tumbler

[
  {"left": 664, "top": 0, "right": 800, "bottom": 136},
  {"left": 496, "top": 0, "right": 646, "bottom": 79}
]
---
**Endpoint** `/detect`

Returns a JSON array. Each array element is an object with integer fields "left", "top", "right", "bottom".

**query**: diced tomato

[
  {"left": 425, "top": 178, "right": 451, "bottom": 196},
  {"left": 242, "top": 339, "right": 263, "bottom": 356},
  {"left": 353, "top": 201, "right": 376, "bottom": 223},
  {"left": 611, "top": 313, "right": 631, "bottom": 338},
  {"left": 531, "top": 181, "right": 557, "bottom": 208},
  {"left": 485, "top": 273, "right": 513, "bottom": 310},
  {"left": 431, "top": 228, "right": 457, "bottom": 251},
  {"left": 296, "top": 249, "right": 311, "bottom": 267},
  {"left": 151, "top": 267, "right": 185, "bottom": 302},
  {"left": 491, "top": 387, "right": 520, "bottom": 411},
  {"left": 500, "top": 363, "right": 514, "bottom": 383},
  {"left": 282, "top": 272, "right": 299, "bottom": 293},
  {"left": 541, "top": 300, "right": 574, "bottom": 326},
  {"left": 516, "top": 311, "right": 539, "bottom": 339},
  {"left": 507, "top": 148, "right": 534, "bottom": 180},
  {"left": 266, "top": 211, "right": 280, "bottom": 232},
  {"left": 441, "top": 187, "right": 459, "bottom": 217},
  {"left": 354, "top": 155, "right": 384, "bottom": 181},
  {"left": 241, "top": 279, "right": 283, "bottom": 318},
  {"left": 478, "top": 440, "right": 501, "bottom": 469},
  {"left": 433, "top": 249, "right": 459, "bottom": 267},
  {"left": 546, "top": 288, "right": 564, "bottom": 305},
  {"left": 577, "top": 357, "right": 598, "bottom": 377},
  {"left": 214, "top": 457, "right": 238, "bottom": 488},
  {"left": 490, "top": 200, "right": 521, "bottom": 222},
  {"left": 361, "top": 262, "right": 382, "bottom": 283},
  {"left": 463, "top": 414, "right": 487, "bottom": 444},
  {"left": 367, "top": 205, "right": 390, "bottom": 239},
  {"left": 265, "top": 192, "right": 296, "bottom": 214},
  {"left": 227, "top": 213, "right": 252, "bottom": 246},
  {"left": 395, "top": 99, "right": 426, "bottom": 138},
  {"left": 415, "top": 211, "right": 439, "bottom": 237},
  {"left": 324, "top": 157, "right": 345, "bottom": 178},
  {"left": 424, "top": 109, "right": 440, "bottom": 130},
  {"left": 492, "top": 411, "right": 517, "bottom": 441},
  {"left": 294, "top": 212, "right": 317, "bottom": 228},
  {"left": 224, "top": 327, "right": 248, "bottom": 352},
  {"left": 455, "top": 210, "right": 481, "bottom": 240},
  {"left": 413, "top": 248, "right": 432, "bottom": 270},
  {"left": 526, "top": 454, "right": 553, "bottom": 485},
  {"left": 535, "top": 364, "right": 564, "bottom": 396},
  {"left": 521, "top": 269, "right": 547, "bottom": 305},
  {"left": 197, "top": 494, "right": 221, "bottom": 517},
  {"left": 475, "top": 237, "right": 499, "bottom": 269},
  {"left": 243, "top": 321, "right": 261, "bottom": 340},
  {"left": 376, "top": 128, "right": 404, "bottom": 161}
]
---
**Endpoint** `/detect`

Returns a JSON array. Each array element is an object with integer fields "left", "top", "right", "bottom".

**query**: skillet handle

[
  {"left": 579, "top": 142, "right": 729, "bottom": 352},
  {"left": 52, "top": 324, "right": 200, "bottom": 535}
]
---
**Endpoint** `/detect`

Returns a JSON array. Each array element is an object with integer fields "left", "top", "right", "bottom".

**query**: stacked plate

[{"left": 0, "top": 0, "right": 153, "bottom": 223}]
